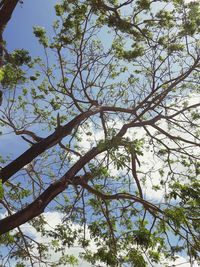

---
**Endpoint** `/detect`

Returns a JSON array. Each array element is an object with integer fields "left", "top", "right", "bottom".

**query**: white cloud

[
  {"left": 21, "top": 213, "right": 199, "bottom": 267},
  {"left": 1, "top": 211, "right": 199, "bottom": 267},
  {"left": 159, "top": 255, "right": 199, "bottom": 267},
  {"left": 19, "top": 212, "right": 108, "bottom": 267},
  {"left": 19, "top": 211, "right": 94, "bottom": 266},
  {"left": 184, "top": 0, "right": 198, "bottom": 3}
]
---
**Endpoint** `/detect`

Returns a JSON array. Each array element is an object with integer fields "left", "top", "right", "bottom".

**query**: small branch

[
  {"left": 72, "top": 176, "right": 161, "bottom": 214},
  {"left": 131, "top": 152, "right": 143, "bottom": 199}
]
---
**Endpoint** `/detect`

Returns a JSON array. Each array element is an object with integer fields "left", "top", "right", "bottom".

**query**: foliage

[{"left": 0, "top": 0, "right": 200, "bottom": 266}]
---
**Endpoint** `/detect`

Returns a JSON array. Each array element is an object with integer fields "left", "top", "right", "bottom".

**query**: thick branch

[
  {"left": 0, "top": 106, "right": 160, "bottom": 183},
  {"left": 0, "top": 0, "right": 19, "bottom": 30},
  {"left": 0, "top": 179, "right": 66, "bottom": 235},
  {"left": 0, "top": 108, "right": 101, "bottom": 183},
  {"left": 0, "top": 145, "right": 101, "bottom": 234}
]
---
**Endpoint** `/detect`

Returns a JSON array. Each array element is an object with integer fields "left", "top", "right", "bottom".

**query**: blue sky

[{"left": 4, "top": 0, "right": 57, "bottom": 55}]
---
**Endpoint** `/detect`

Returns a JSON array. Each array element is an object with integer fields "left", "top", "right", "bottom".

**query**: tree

[{"left": 0, "top": 0, "right": 199, "bottom": 266}]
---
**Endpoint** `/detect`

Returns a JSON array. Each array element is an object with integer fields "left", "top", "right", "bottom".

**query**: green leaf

[{"left": 0, "top": 68, "right": 5, "bottom": 82}]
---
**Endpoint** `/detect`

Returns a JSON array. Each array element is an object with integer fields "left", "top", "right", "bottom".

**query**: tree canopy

[{"left": 0, "top": 0, "right": 200, "bottom": 266}]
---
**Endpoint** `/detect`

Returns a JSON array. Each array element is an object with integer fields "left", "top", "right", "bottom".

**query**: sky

[
  {"left": 1, "top": 0, "right": 199, "bottom": 266},
  {"left": 4, "top": 0, "right": 57, "bottom": 55}
]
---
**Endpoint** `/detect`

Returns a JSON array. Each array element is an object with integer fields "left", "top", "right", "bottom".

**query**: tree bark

[{"left": 0, "top": 146, "right": 100, "bottom": 234}]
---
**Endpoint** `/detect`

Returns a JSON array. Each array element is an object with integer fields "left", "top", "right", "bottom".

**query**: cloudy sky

[{"left": 14, "top": 211, "right": 198, "bottom": 267}]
